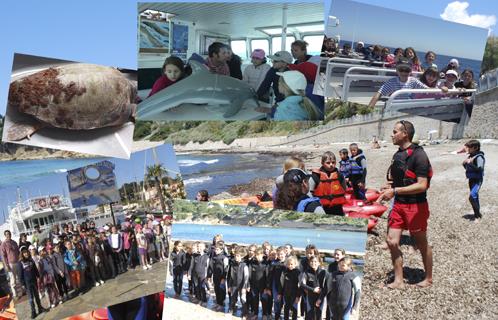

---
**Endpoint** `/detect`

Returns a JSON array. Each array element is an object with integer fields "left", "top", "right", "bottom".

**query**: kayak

[
  {"left": 212, "top": 197, "right": 273, "bottom": 209},
  {"left": 0, "top": 299, "right": 16, "bottom": 320},
  {"left": 343, "top": 199, "right": 387, "bottom": 218},
  {"left": 345, "top": 188, "right": 380, "bottom": 202}
]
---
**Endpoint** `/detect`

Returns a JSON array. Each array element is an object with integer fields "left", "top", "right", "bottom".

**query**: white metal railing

[
  {"left": 384, "top": 88, "right": 477, "bottom": 112},
  {"left": 479, "top": 68, "right": 498, "bottom": 93},
  {"left": 341, "top": 67, "right": 423, "bottom": 101}
]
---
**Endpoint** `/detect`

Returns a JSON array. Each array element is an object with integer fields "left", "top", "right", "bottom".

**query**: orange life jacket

[{"left": 312, "top": 169, "right": 346, "bottom": 207}]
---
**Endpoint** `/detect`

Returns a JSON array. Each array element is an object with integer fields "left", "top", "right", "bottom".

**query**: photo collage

[{"left": 0, "top": 0, "right": 497, "bottom": 319}]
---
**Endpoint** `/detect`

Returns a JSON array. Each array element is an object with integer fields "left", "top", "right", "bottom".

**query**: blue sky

[
  {"left": 0, "top": 143, "right": 180, "bottom": 223},
  {"left": 326, "top": 0, "right": 491, "bottom": 60},
  {"left": 0, "top": 0, "right": 496, "bottom": 115}
]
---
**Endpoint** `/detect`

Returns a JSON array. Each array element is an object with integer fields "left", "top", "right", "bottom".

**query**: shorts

[{"left": 388, "top": 201, "right": 429, "bottom": 234}]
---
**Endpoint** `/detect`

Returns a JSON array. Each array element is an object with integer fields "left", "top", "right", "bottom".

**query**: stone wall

[{"left": 464, "top": 87, "right": 498, "bottom": 139}]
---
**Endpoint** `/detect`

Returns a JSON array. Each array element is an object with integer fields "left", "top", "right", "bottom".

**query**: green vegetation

[
  {"left": 134, "top": 120, "right": 319, "bottom": 145},
  {"left": 324, "top": 99, "right": 375, "bottom": 122},
  {"left": 172, "top": 199, "right": 368, "bottom": 229},
  {"left": 481, "top": 36, "right": 498, "bottom": 75}
]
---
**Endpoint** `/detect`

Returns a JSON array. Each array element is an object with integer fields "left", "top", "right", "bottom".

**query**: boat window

[
  {"left": 49, "top": 215, "right": 55, "bottom": 223},
  {"left": 39, "top": 218, "right": 45, "bottom": 226},
  {"left": 302, "top": 35, "right": 324, "bottom": 56},
  {"left": 24, "top": 220, "right": 29, "bottom": 229},
  {"left": 32, "top": 218, "right": 38, "bottom": 227},
  {"left": 271, "top": 36, "right": 295, "bottom": 55},
  {"left": 250, "top": 39, "right": 269, "bottom": 57},
  {"left": 230, "top": 40, "right": 247, "bottom": 61}
]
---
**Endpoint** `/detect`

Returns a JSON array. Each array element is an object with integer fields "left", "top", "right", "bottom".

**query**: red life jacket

[{"left": 311, "top": 169, "right": 346, "bottom": 207}]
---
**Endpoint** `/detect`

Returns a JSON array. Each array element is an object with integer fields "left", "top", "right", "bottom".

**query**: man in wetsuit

[{"left": 377, "top": 120, "right": 433, "bottom": 289}]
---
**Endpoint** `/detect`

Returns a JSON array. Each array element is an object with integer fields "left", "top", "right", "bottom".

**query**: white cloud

[{"left": 440, "top": 1, "right": 496, "bottom": 35}]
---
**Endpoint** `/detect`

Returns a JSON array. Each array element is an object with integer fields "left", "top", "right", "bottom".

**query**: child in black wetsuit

[
  {"left": 189, "top": 242, "right": 210, "bottom": 306},
  {"left": 249, "top": 248, "right": 271, "bottom": 318},
  {"left": 319, "top": 258, "right": 361, "bottom": 320},
  {"left": 19, "top": 247, "right": 47, "bottom": 319},
  {"left": 281, "top": 256, "right": 301, "bottom": 320},
  {"left": 209, "top": 242, "right": 229, "bottom": 311},
  {"left": 170, "top": 241, "right": 186, "bottom": 298},
  {"left": 301, "top": 255, "right": 326, "bottom": 320},
  {"left": 227, "top": 247, "right": 249, "bottom": 318}
]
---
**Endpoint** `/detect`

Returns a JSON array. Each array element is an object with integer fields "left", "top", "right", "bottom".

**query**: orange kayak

[
  {"left": 343, "top": 199, "right": 387, "bottom": 218},
  {"left": 345, "top": 188, "right": 381, "bottom": 202}
]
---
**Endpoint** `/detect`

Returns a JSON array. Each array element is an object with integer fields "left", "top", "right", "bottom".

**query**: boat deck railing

[
  {"left": 479, "top": 68, "right": 498, "bottom": 93},
  {"left": 341, "top": 66, "right": 423, "bottom": 102},
  {"left": 384, "top": 88, "right": 477, "bottom": 112}
]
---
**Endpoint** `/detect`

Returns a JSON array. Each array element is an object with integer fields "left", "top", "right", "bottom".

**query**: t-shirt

[
  {"left": 390, "top": 145, "right": 431, "bottom": 203},
  {"left": 243, "top": 63, "right": 271, "bottom": 91},
  {"left": 378, "top": 77, "right": 428, "bottom": 99},
  {"left": 110, "top": 234, "right": 120, "bottom": 249}
]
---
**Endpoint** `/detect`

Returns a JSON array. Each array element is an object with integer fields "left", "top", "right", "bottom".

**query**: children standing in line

[
  {"left": 227, "top": 247, "right": 249, "bottom": 318},
  {"left": 209, "top": 242, "right": 229, "bottom": 311},
  {"left": 281, "top": 256, "right": 301, "bottom": 320},
  {"left": 19, "top": 247, "right": 47, "bottom": 319},
  {"left": 320, "top": 258, "right": 361, "bottom": 320},
  {"left": 170, "top": 241, "right": 187, "bottom": 298},
  {"left": 310, "top": 151, "right": 348, "bottom": 215},
  {"left": 349, "top": 143, "right": 368, "bottom": 201},
  {"left": 462, "top": 140, "right": 485, "bottom": 220},
  {"left": 301, "top": 256, "right": 326, "bottom": 320}
]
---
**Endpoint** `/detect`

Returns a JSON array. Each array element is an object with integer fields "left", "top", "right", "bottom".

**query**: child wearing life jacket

[
  {"left": 310, "top": 151, "right": 348, "bottom": 215},
  {"left": 349, "top": 144, "right": 368, "bottom": 201},
  {"left": 319, "top": 257, "right": 361, "bottom": 320},
  {"left": 462, "top": 140, "right": 485, "bottom": 220},
  {"left": 338, "top": 149, "right": 352, "bottom": 186},
  {"left": 148, "top": 56, "right": 185, "bottom": 97}
]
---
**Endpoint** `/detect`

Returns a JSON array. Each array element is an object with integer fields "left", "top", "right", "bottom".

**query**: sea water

[{"left": 178, "top": 153, "right": 289, "bottom": 199}]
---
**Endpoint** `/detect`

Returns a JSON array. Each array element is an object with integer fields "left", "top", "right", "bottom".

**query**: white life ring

[{"left": 38, "top": 199, "right": 47, "bottom": 208}]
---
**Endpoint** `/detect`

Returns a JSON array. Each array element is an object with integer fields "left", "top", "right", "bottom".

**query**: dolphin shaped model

[{"left": 137, "top": 61, "right": 260, "bottom": 120}]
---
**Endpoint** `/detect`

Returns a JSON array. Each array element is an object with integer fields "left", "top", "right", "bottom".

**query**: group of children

[
  {"left": 274, "top": 144, "right": 368, "bottom": 216},
  {"left": 170, "top": 237, "right": 361, "bottom": 320},
  {"left": 146, "top": 40, "right": 323, "bottom": 121},
  {"left": 15, "top": 214, "right": 172, "bottom": 318}
]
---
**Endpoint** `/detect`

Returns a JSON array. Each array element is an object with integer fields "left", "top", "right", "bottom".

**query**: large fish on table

[
  {"left": 137, "top": 61, "right": 259, "bottom": 120},
  {"left": 7, "top": 63, "right": 136, "bottom": 141}
]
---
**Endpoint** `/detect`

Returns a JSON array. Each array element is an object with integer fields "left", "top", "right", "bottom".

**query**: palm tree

[{"left": 145, "top": 164, "right": 168, "bottom": 215}]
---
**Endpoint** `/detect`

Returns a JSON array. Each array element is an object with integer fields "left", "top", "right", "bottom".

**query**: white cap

[
  {"left": 357, "top": 41, "right": 364, "bottom": 46},
  {"left": 446, "top": 70, "right": 459, "bottom": 78},
  {"left": 268, "top": 51, "right": 293, "bottom": 64},
  {"left": 38, "top": 246, "right": 45, "bottom": 252},
  {"left": 103, "top": 225, "right": 110, "bottom": 231},
  {"left": 28, "top": 245, "right": 36, "bottom": 250},
  {"left": 276, "top": 70, "right": 307, "bottom": 94},
  {"left": 449, "top": 58, "right": 459, "bottom": 68}
]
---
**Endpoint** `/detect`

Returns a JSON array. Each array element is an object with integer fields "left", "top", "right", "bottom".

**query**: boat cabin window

[
  {"left": 49, "top": 215, "right": 55, "bottom": 224},
  {"left": 302, "top": 35, "right": 325, "bottom": 56},
  {"left": 230, "top": 40, "right": 247, "bottom": 60},
  {"left": 250, "top": 39, "right": 269, "bottom": 58},
  {"left": 271, "top": 36, "right": 295, "bottom": 55},
  {"left": 24, "top": 220, "right": 29, "bottom": 230}
]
